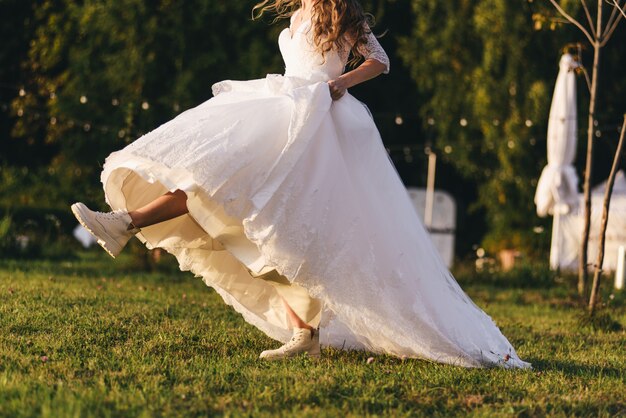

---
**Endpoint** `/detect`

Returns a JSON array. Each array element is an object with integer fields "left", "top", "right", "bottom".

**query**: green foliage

[
  {"left": 2, "top": 0, "right": 625, "bottom": 259},
  {"left": 7, "top": 0, "right": 282, "bottom": 209},
  {"left": 0, "top": 206, "right": 79, "bottom": 259},
  {"left": 0, "top": 214, "right": 11, "bottom": 243},
  {"left": 0, "top": 253, "right": 625, "bottom": 416},
  {"left": 454, "top": 261, "right": 560, "bottom": 289},
  {"left": 397, "top": 0, "right": 626, "bottom": 254},
  {"left": 397, "top": 0, "right": 553, "bottom": 254}
]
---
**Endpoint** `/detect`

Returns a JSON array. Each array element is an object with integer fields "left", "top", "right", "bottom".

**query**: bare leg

[
  {"left": 281, "top": 296, "right": 314, "bottom": 330},
  {"left": 259, "top": 296, "right": 319, "bottom": 359},
  {"left": 129, "top": 193, "right": 313, "bottom": 332},
  {"left": 128, "top": 189, "right": 189, "bottom": 228}
]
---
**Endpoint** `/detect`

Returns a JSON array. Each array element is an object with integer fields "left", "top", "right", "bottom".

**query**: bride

[{"left": 71, "top": 0, "right": 530, "bottom": 368}]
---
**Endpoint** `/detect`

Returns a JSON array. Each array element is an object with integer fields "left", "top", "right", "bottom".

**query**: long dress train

[{"left": 100, "top": 14, "right": 530, "bottom": 368}]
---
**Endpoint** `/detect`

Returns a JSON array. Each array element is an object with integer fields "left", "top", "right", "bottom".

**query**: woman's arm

[
  {"left": 327, "top": 29, "right": 390, "bottom": 101},
  {"left": 328, "top": 59, "right": 388, "bottom": 100}
]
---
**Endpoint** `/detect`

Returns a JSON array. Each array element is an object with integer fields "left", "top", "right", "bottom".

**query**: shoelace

[
  {"left": 96, "top": 210, "right": 126, "bottom": 220},
  {"left": 281, "top": 332, "right": 309, "bottom": 351}
]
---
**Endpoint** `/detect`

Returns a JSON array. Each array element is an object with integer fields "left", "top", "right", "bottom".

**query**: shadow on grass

[
  {"left": 0, "top": 248, "right": 182, "bottom": 280},
  {"left": 320, "top": 348, "right": 625, "bottom": 380},
  {"left": 0, "top": 257, "right": 131, "bottom": 279},
  {"left": 454, "top": 263, "right": 568, "bottom": 289},
  {"left": 528, "top": 357, "right": 624, "bottom": 379}
]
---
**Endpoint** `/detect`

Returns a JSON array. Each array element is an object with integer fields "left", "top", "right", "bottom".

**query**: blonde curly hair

[{"left": 253, "top": 0, "right": 376, "bottom": 66}]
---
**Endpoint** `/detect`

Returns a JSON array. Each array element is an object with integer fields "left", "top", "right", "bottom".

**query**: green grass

[{"left": 0, "top": 252, "right": 625, "bottom": 417}]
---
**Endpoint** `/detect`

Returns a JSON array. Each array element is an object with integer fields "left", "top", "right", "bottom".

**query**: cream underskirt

[{"left": 107, "top": 164, "right": 322, "bottom": 337}]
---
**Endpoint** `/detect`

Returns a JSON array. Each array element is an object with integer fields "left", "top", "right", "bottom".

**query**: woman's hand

[
  {"left": 327, "top": 58, "right": 388, "bottom": 101},
  {"left": 327, "top": 77, "right": 350, "bottom": 101}
]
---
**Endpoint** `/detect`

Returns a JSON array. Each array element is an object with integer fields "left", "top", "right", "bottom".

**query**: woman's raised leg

[
  {"left": 71, "top": 190, "right": 189, "bottom": 258},
  {"left": 128, "top": 189, "right": 189, "bottom": 228}
]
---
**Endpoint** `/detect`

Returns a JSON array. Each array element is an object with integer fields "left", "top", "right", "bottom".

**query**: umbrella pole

[
  {"left": 550, "top": 207, "right": 562, "bottom": 270},
  {"left": 424, "top": 152, "right": 437, "bottom": 229}
]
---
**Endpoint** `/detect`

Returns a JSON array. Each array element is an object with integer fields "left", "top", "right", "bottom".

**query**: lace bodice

[{"left": 278, "top": 11, "right": 390, "bottom": 82}]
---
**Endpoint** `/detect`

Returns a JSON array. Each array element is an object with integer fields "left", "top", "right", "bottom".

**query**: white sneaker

[
  {"left": 259, "top": 327, "right": 320, "bottom": 360},
  {"left": 71, "top": 202, "right": 140, "bottom": 258}
]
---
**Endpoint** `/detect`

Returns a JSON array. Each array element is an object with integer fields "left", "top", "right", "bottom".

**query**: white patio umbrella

[{"left": 534, "top": 53, "right": 579, "bottom": 268}]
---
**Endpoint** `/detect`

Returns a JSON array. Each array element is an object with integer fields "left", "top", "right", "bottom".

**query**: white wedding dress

[{"left": 101, "top": 14, "right": 530, "bottom": 368}]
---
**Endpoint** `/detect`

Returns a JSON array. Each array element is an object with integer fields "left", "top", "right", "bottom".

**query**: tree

[
  {"left": 397, "top": 0, "right": 568, "bottom": 257},
  {"left": 588, "top": 115, "right": 626, "bottom": 313},
  {"left": 397, "top": 0, "right": 626, "bottom": 263},
  {"left": 546, "top": 0, "right": 625, "bottom": 297},
  {"left": 4, "top": 0, "right": 415, "bottom": 209},
  {"left": 8, "top": 0, "right": 283, "bottom": 208}
]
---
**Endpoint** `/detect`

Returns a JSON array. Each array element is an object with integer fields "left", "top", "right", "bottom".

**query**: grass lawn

[{"left": 0, "top": 251, "right": 624, "bottom": 417}]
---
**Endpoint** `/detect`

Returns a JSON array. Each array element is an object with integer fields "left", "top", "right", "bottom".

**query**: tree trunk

[
  {"left": 588, "top": 115, "right": 626, "bottom": 313},
  {"left": 578, "top": 1, "right": 604, "bottom": 298}
]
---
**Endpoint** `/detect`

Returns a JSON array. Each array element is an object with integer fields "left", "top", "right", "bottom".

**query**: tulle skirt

[{"left": 101, "top": 74, "right": 530, "bottom": 368}]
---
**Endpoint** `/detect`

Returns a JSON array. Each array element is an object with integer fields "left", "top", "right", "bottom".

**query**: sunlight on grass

[{"left": 0, "top": 252, "right": 624, "bottom": 417}]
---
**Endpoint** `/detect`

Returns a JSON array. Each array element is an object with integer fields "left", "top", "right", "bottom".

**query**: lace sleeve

[{"left": 356, "top": 30, "right": 390, "bottom": 74}]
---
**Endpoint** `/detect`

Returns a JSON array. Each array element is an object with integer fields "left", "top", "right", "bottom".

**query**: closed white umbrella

[
  {"left": 535, "top": 53, "right": 580, "bottom": 217},
  {"left": 534, "top": 53, "right": 579, "bottom": 269}
]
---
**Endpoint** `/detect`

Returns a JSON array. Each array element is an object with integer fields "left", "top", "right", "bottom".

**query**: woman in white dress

[{"left": 71, "top": 0, "right": 530, "bottom": 368}]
